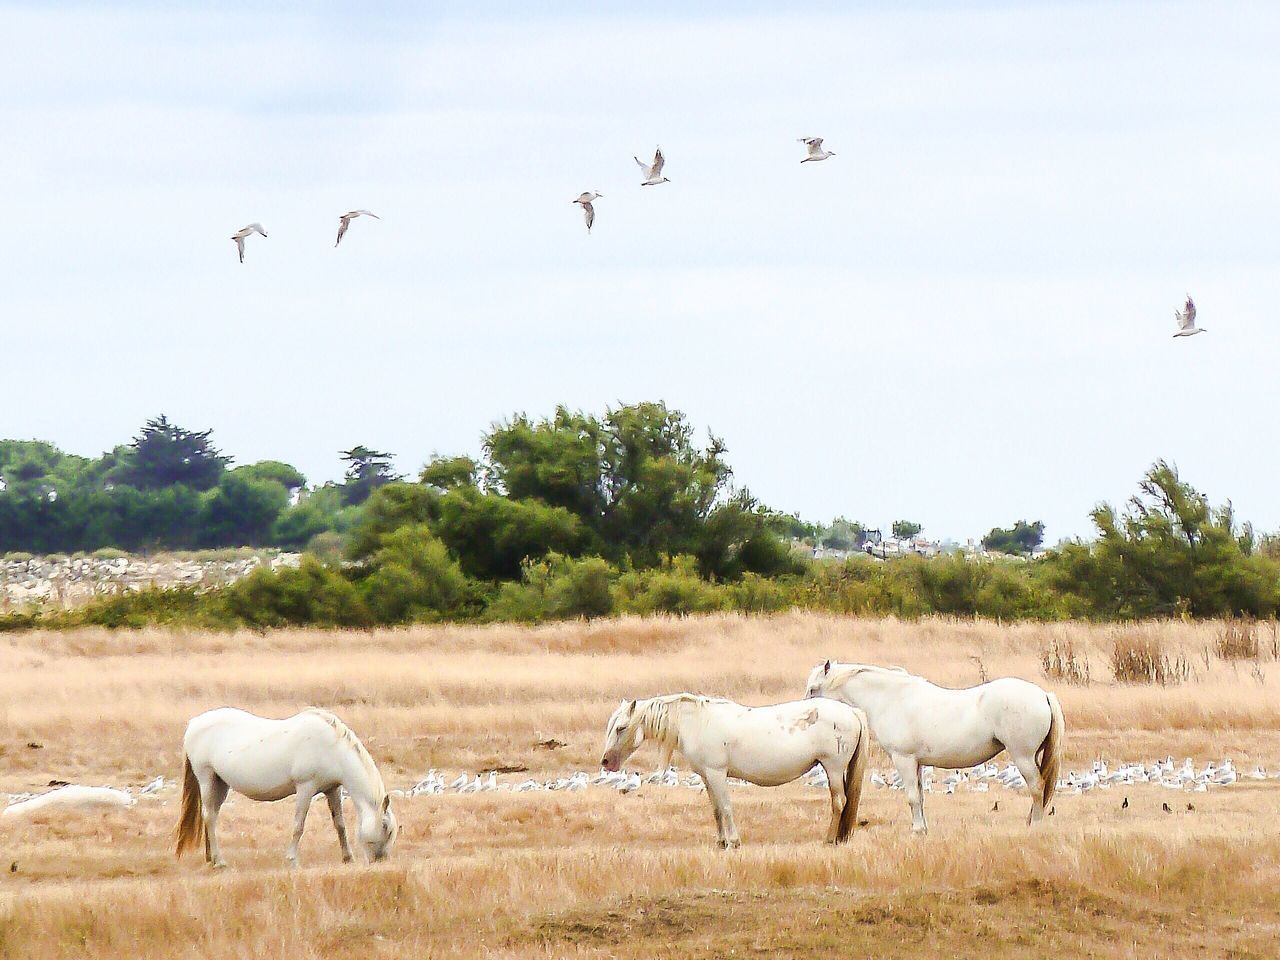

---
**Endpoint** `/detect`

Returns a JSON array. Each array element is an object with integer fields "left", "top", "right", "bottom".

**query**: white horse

[
  {"left": 601, "top": 694, "right": 870, "bottom": 848},
  {"left": 805, "top": 660, "right": 1064, "bottom": 833},
  {"left": 176, "top": 707, "right": 398, "bottom": 867}
]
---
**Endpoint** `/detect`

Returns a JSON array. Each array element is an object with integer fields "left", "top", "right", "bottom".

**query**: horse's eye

[{"left": 616, "top": 724, "right": 627, "bottom": 733}]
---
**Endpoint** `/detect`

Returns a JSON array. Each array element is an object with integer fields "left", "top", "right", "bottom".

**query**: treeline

[
  {"left": 0, "top": 417, "right": 398, "bottom": 553},
  {"left": 2, "top": 399, "right": 1277, "bottom": 631}
]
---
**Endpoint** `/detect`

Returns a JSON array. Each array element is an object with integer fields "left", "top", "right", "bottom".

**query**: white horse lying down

[
  {"left": 2, "top": 785, "right": 136, "bottom": 818},
  {"left": 176, "top": 707, "right": 398, "bottom": 867},
  {"left": 805, "top": 660, "right": 1064, "bottom": 833},
  {"left": 601, "top": 694, "right": 870, "bottom": 848}
]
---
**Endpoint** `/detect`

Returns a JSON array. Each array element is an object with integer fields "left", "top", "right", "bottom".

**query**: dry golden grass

[{"left": 1, "top": 613, "right": 1279, "bottom": 959}]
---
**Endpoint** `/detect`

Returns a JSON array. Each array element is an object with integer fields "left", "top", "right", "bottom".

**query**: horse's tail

[
  {"left": 837, "top": 712, "right": 870, "bottom": 842},
  {"left": 175, "top": 753, "right": 205, "bottom": 858},
  {"left": 1037, "top": 692, "right": 1065, "bottom": 812}
]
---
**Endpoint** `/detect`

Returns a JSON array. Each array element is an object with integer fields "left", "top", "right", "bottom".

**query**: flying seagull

[
  {"left": 573, "top": 191, "right": 602, "bottom": 233},
  {"left": 335, "top": 209, "right": 381, "bottom": 247},
  {"left": 634, "top": 146, "right": 670, "bottom": 186},
  {"left": 231, "top": 223, "right": 267, "bottom": 263},
  {"left": 1173, "top": 295, "right": 1203, "bottom": 337},
  {"left": 798, "top": 137, "right": 836, "bottom": 162}
]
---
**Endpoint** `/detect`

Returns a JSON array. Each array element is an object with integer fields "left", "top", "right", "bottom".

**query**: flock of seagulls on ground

[
  {"left": 4, "top": 757, "right": 1271, "bottom": 820},
  {"left": 227, "top": 137, "right": 1206, "bottom": 340}
]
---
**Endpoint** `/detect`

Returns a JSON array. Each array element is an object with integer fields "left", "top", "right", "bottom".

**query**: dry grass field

[{"left": 2, "top": 613, "right": 1279, "bottom": 959}]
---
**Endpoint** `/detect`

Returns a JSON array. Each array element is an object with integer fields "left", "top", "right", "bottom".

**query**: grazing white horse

[
  {"left": 601, "top": 694, "right": 870, "bottom": 848},
  {"left": 805, "top": 661, "right": 1064, "bottom": 833},
  {"left": 176, "top": 707, "right": 398, "bottom": 868}
]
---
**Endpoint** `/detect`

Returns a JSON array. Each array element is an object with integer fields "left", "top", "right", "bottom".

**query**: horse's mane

[
  {"left": 635, "top": 693, "right": 726, "bottom": 751},
  {"left": 304, "top": 708, "right": 386, "bottom": 799}
]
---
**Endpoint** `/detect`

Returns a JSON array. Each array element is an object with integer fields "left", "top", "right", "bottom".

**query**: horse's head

[
  {"left": 805, "top": 659, "right": 837, "bottom": 699},
  {"left": 601, "top": 699, "right": 643, "bottom": 772},
  {"left": 360, "top": 795, "right": 399, "bottom": 862}
]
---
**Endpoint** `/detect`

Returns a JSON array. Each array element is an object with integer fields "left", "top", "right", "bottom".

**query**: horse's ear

[
  {"left": 823, "top": 659, "right": 832, "bottom": 675},
  {"left": 626, "top": 699, "right": 636, "bottom": 717},
  {"left": 381, "top": 795, "right": 390, "bottom": 815}
]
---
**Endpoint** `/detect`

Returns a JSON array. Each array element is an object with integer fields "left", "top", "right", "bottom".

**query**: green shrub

[
  {"left": 305, "top": 531, "right": 347, "bottom": 566},
  {"left": 73, "top": 586, "right": 215, "bottom": 629},
  {"left": 614, "top": 556, "right": 722, "bottom": 616},
  {"left": 723, "top": 572, "right": 794, "bottom": 613},
  {"left": 488, "top": 554, "right": 616, "bottom": 623},
  {"left": 361, "top": 525, "right": 471, "bottom": 623},
  {"left": 220, "top": 556, "right": 371, "bottom": 628}
]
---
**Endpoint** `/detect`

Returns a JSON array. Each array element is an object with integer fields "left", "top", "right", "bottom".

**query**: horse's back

[{"left": 183, "top": 708, "right": 338, "bottom": 800}]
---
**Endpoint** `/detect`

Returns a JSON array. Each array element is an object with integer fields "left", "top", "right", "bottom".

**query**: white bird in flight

[
  {"left": 1173, "top": 295, "right": 1203, "bottom": 337},
  {"left": 798, "top": 137, "right": 836, "bottom": 162},
  {"left": 634, "top": 146, "right": 670, "bottom": 186},
  {"left": 573, "top": 191, "right": 602, "bottom": 232},
  {"left": 230, "top": 223, "right": 267, "bottom": 263},
  {"left": 335, "top": 209, "right": 381, "bottom": 247}
]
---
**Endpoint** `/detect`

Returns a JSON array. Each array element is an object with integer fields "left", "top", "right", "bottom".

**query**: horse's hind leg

[
  {"left": 703, "top": 770, "right": 740, "bottom": 849},
  {"left": 202, "top": 774, "right": 230, "bottom": 868},
  {"left": 1009, "top": 748, "right": 1046, "bottom": 824},
  {"left": 893, "top": 754, "right": 928, "bottom": 835},
  {"left": 325, "top": 787, "right": 354, "bottom": 863},
  {"left": 819, "top": 760, "right": 846, "bottom": 844},
  {"left": 286, "top": 784, "right": 317, "bottom": 867}
]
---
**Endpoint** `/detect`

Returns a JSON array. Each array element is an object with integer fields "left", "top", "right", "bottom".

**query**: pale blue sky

[{"left": 2, "top": 2, "right": 1277, "bottom": 542}]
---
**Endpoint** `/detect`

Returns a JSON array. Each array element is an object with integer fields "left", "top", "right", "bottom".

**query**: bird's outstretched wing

[
  {"left": 634, "top": 156, "right": 651, "bottom": 174},
  {"left": 650, "top": 147, "right": 664, "bottom": 178},
  {"left": 582, "top": 201, "right": 594, "bottom": 232},
  {"left": 1183, "top": 296, "right": 1196, "bottom": 325},
  {"left": 806, "top": 138, "right": 825, "bottom": 158},
  {"left": 336, "top": 217, "right": 350, "bottom": 247},
  {"left": 235, "top": 236, "right": 245, "bottom": 263}
]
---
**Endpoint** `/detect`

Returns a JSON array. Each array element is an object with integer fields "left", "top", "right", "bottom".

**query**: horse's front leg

[
  {"left": 703, "top": 770, "right": 740, "bottom": 849},
  {"left": 893, "top": 755, "right": 928, "bottom": 835},
  {"left": 820, "top": 760, "right": 846, "bottom": 844},
  {"left": 325, "top": 787, "right": 354, "bottom": 862},
  {"left": 286, "top": 785, "right": 317, "bottom": 867}
]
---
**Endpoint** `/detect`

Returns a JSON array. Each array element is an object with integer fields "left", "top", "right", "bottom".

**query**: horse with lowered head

[
  {"left": 602, "top": 694, "right": 870, "bottom": 848},
  {"left": 176, "top": 707, "right": 398, "bottom": 868},
  {"left": 805, "top": 660, "right": 1064, "bottom": 833}
]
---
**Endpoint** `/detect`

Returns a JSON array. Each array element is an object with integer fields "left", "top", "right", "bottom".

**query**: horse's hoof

[
  {"left": 210, "top": 860, "right": 228, "bottom": 870},
  {"left": 342, "top": 855, "right": 354, "bottom": 864}
]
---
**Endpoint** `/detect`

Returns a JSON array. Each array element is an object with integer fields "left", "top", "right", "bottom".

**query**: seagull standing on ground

[
  {"left": 798, "top": 137, "right": 835, "bottom": 162},
  {"left": 335, "top": 209, "right": 380, "bottom": 247},
  {"left": 573, "top": 192, "right": 602, "bottom": 233},
  {"left": 231, "top": 223, "right": 267, "bottom": 263},
  {"left": 1173, "top": 295, "right": 1203, "bottom": 337},
  {"left": 634, "top": 147, "right": 670, "bottom": 185}
]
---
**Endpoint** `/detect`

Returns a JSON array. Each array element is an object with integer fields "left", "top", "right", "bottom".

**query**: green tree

[
  {"left": 431, "top": 486, "right": 589, "bottom": 580},
  {"left": 1044, "top": 461, "right": 1278, "bottom": 618},
  {"left": 982, "top": 520, "right": 1045, "bottom": 556},
  {"left": 115, "top": 415, "right": 230, "bottom": 491},
  {"left": 199, "top": 473, "right": 290, "bottom": 547},
  {"left": 892, "top": 520, "right": 923, "bottom": 540},
  {"left": 820, "top": 517, "right": 866, "bottom": 551},
  {"left": 339, "top": 446, "right": 401, "bottom": 506},
  {"left": 419, "top": 455, "right": 478, "bottom": 491},
  {"left": 232, "top": 460, "right": 306, "bottom": 491}
]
